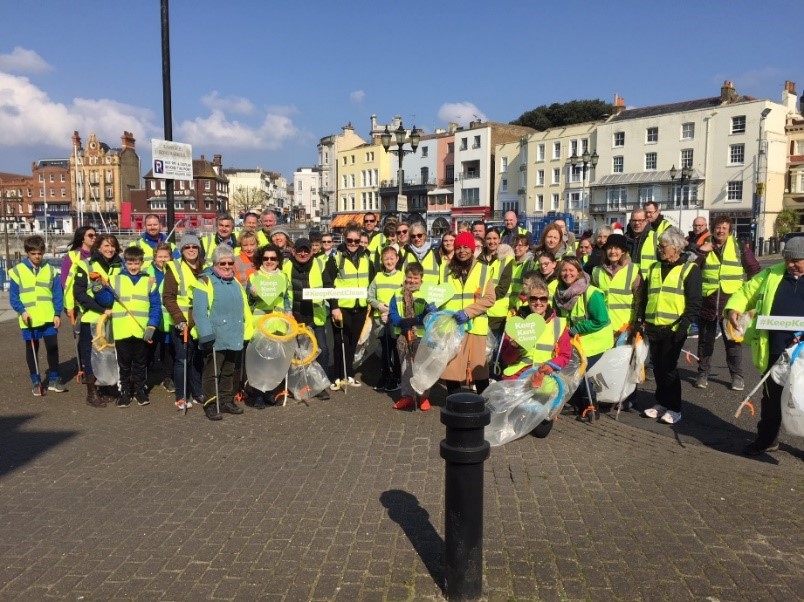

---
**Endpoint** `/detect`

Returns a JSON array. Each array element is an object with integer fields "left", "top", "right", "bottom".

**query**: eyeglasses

[
  {"left": 217, "top": 261, "right": 234, "bottom": 266},
  {"left": 528, "top": 296, "right": 550, "bottom": 303},
  {"left": 411, "top": 233, "right": 425, "bottom": 239},
  {"left": 322, "top": 239, "right": 333, "bottom": 244},
  {"left": 86, "top": 233, "right": 96, "bottom": 238},
  {"left": 346, "top": 238, "right": 361, "bottom": 244},
  {"left": 630, "top": 219, "right": 646, "bottom": 223},
  {"left": 364, "top": 218, "right": 376, "bottom": 223},
  {"left": 184, "top": 245, "right": 199, "bottom": 250},
  {"left": 262, "top": 256, "right": 279, "bottom": 262},
  {"left": 295, "top": 248, "right": 311, "bottom": 254},
  {"left": 396, "top": 229, "right": 408, "bottom": 234}
]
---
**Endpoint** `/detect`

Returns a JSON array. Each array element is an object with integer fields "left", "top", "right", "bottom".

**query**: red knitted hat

[{"left": 454, "top": 231, "right": 476, "bottom": 252}]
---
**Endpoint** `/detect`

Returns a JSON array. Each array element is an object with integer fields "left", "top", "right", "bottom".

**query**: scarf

[
  {"left": 554, "top": 271, "right": 590, "bottom": 312},
  {"left": 408, "top": 241, "right": 432, "bottom": 262},
  {"left": 600, "top": 256, "right": 631, "bottom": 279},
  {"left": 396, "top": 283, "right": 420, "bottom": 359}
]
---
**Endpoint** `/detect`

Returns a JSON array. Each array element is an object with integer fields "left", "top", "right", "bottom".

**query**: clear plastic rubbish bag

[
  {"left": 287, "top": 361, "right": 331, "bottom": 401},
  {"left": 246, "top": 330, "right": 296, "bottom": 392},
  {"left": 354, "top": 312, "right": 383, "bottom": 367},
  {"left": 723, "top": 310, "right": 754, "bottom": 343},
  {"left": 91, "top": 316, "right": 119, "bottom": 386},
  {"left": 586, "top": 336, "right": 649, "bottom": 404},
  {"left": 771, "top": 343, "right": 800, "bottom": 387},
  {"left": 410, "top": 311, "right": 466, "bottom": 395},
  {"left": 780, "top": 342, "right": 804, "bottom": 437}
]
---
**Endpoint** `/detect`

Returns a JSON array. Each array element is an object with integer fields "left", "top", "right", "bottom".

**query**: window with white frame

[
  {"left": 681, "top": 123, "right": 695, "bottom": 140},
  {"left": 553, "top": 142, "right": 561, "bottom": 159},
  {"left": 569, "top": 191, "right": 582, "bottom": 210},
  {"left": 551, "top": 193, "right": 560, "bottom": 210},
  {"left": 537, "top": 169, "right": 545, "bottom": 186},
  {"left": 639, "top": 185, "right": 656, "bottom": 203},
  {"left": 727, "top": 180, "right": 743, "bottom": 201},
  {"left": 473, "top": 135, "right": 481, "bottom": 149},
  {"left": 646, "top": 127, "right": 658, "bottom": 144},
  {"left": 461, "top": 188, "right": 480, "bottom": 206},
  {"left": 501, "top": 178, "right": 508, "bottom": 192},
  {"left": 681, "top": 149, "right": 694, "bottom": 169},
  {"left": 729, "top": 144, "right": 745, "bottom": 165},
  {"left": 582, "top": 138, "right": 589, "bottom": 153},
  {"left": 613, "top": 132, "right": 625, "bottom": 147},
  {"left": 613, "top": 156, "right": 624, "bottom": 173},
  {"left": 644, "top": 152, "right": 657, "bottom": 171},
  {"left": 570, "top": 140, "right": 578, "bottom": 157},
  {"left": 536, "top": 144, "right": 545, "bottom": 162},
  {"left": 536, "top": 194, "right": 544, "bottom": 211},
  {"left": 350, "top": 174, "right": 355, "bottom": 187},
  {"left": 731, "top": 115, "right": 746, "bottom": 134},
  {"left": 501, "top": 157, "right": 508, "bottom": 171},
  {"left": 460, "top": 138, "right": 468, "bottom": 151},
  {"left": 570, "top": 165, "right": 583, "bottom": 183},
  {"left": 552, "top": 168, "right": 560, "bottom": 184},
  {"left": 607, "top": 187, "right": 627, "bottom": 209},
  {"left": 342, "top": 175, "right": 347, "bottom": 189},
  {"left": 421, "top": 146, "right": 428, "bottom": 158}
]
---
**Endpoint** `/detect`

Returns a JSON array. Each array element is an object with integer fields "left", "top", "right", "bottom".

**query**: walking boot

[
  {"left": 221, "top": 401, "right": 244, "bottom": 415},
  {"left": 85, "top": 377, "right": 106, "bottom": 408},
  {"left": 204, "top": 403, "right": 222, "bottom": 421}
]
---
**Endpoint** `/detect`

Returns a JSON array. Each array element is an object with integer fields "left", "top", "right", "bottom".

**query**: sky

[{"left": 0, "top": 0, "right": 799, "bottom": 182}]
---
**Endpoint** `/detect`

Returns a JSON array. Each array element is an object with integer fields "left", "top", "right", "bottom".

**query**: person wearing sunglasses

[
  {"left": 363, "top": 212, "right": 385, "bottom": 256},
  {"left": 480, "top": 228, "right": 515, "bottom": 346},
  {"left": 61, "top": 225, "right": 97, "bottom": 322},
  {"left": 331, "top": 225, "right": 376, "bottom": 390},
  {"left": 193, "top": 245, "right": 253, "bottom": 421},
  {"left": 400, "top": 223, "right": 441, "bottom": 285},
  {"left": 320, "top": 234, "right": 337, "bottom": 259},
  {"left": 394, "top": 222, "right": 411, "bottom": 247}
]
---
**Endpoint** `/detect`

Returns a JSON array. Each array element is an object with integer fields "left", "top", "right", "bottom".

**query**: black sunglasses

[
  {"left": 346, "top": 238, "right": 361, "bottom": 244},
  {"left": 262, "top": 256, "right": 279, "bottom": 261},
  {"left": 528, "top": 296, "right": 550, "bottom": 303}
]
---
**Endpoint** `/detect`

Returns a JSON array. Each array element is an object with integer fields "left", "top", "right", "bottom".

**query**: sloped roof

[{"left": 610, "top": 96, "right": 752, "bottom": 122}]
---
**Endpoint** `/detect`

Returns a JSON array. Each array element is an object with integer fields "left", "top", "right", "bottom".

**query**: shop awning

[{"left": 330, "top": 213, "right": 366, "bottom": 228}]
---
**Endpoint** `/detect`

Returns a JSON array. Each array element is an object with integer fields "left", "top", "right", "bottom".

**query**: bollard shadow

[
  {"left": 0, "top": 414, "right": 78, "bottom": 480},
  {"left": 380, "top": 489, "right": 444, "bottom": 593}
]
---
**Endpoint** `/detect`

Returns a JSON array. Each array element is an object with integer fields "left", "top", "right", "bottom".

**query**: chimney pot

[{"left": 785, "top": 80, "right": 797, "bottom": 94}]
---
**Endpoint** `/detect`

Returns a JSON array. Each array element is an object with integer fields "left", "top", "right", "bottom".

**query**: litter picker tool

[
  {"left": 334, "top": 316, "right": 348, "bottom": 394},
  {"left": 211, "top": 345, "right": 221, "bottom": 415},
  {"left": 27, "top": 318, "right": 44, "bottom": 396},
  {"left": 70, "top": 310, "right": 84, "bottom": 384},
  {"left": 178, "top": 324, "right": 189, "bottom": 414}
]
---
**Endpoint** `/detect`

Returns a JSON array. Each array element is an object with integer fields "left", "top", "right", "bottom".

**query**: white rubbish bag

[
  {"left": 410, "top": 311, "right": 466, "bottom": 395},
  {"left": 780, "top": 342, "right": 804, "bottom": 437},
  {"left": 91, "top": 317, "right": 119, "bottom": 386},
  {"left": 354, "top": 312, "right": 382, "bottom": 367},
  {"left": 586, "top": 336, "right": 649, "bottom": 404},
  {"left": 247, "top": 315, "right": 297, "bottom": 392}
]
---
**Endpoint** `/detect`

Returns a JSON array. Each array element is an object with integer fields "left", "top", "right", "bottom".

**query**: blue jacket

[
  {"left": 9, "top": 258, "right": 64, "bottom": 317},
  {"left": 193, "top": 270, "right": 247, "bottom": 350}
]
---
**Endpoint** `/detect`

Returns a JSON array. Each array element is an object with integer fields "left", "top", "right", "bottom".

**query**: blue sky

[{"left": 0, "top": 0, "right": 798, "bottom": 182}]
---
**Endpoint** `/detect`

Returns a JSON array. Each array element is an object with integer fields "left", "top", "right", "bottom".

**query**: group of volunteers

[{"left": 5, "top": 202, "right": 799, "bottom": 454}]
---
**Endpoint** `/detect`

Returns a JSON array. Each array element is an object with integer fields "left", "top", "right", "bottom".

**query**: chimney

[
  {"left": 72, "top": 130, "right": 82, "bottom": 150},
  {"left": 720, "top": 80, "right": 738, "bottom": 104},
  {"left": 120, "top": 131, "right": 136, "bottom": 150},
  {"left": 613, "top": 93, "right": 626, "bottom": 114},
  {"left": 782, "top": 80, "right": 799, "bottom": 114},
  {"left": 448, "top": 122, "right": 458, "bottom": 134},
  {"left": 200, "top": 154, "right": 205, "bottom": 163},
  {"left": 370, "top": 114, "right": 377, "bottom": 133},
  {"left": 213, "top": 154, "right": 222, "bottom": 176}
]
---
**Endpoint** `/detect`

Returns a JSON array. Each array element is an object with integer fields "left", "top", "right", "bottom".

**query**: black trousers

[
  {"left": 757, "top": 372, "right": 783, "bottom": 447},
  {"left": 202, "top": 349, "right": 238, "bottom": 407},
  {"left": 332, "top": 307, "right": 365, "bottom": 380},
  {"left": 24, "top": 334, "right": 59, "bottom": 377},
  {"left": 379, "top": 326, "right": 401, "bottom": 380},
  {"left": 115, "top": 336, "right": 148, "bottom": 395},
  {"left": 648, "top": 329, "right": 686, "bottom": 413},
  {"left": 78, "top": 323, "right": 95, "bottom": 378},
  {"left": 697, "top": 317, "right": 742, "bottom": 377}
]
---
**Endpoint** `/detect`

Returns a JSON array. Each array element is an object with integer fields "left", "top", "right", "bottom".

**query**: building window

[
  {"left": 645, "top": 152, "right": 657, "bottom": 171},
  {"left": 638, "top": 185, "right": 655, "bottom": 203},
  {"left": 61, "top": 188, "right": 66, "bottom": 197},
  {"left": 461, "top": 188, "right": 480, "bottom": 206},
  {"left": 727, "top": 180, "right": 743, "bottom": 201},
  {"left": 50, "top": 188, "right": 55, "bottom": 197},
  {"left": 204, "top": 181, "right": 210, "bottom": 191},
  {"left": 501, "top": 178, "right": 508, "bottom": 192},
  {"left": 613, "top": 132, "right": 625, "bottom": 147},
  {"left": 460, "top": 138, "right": 468, "bottom": 151},
  {"left": 570, "top": 140, "right": 578, "bottom": 157},
  {"left": 49, "top": 174, "right": 55, "bottom": 182},
  {"left": 552, "top": 142, "right": 561, "bottom": 160},
  {"left": 568, "top": 191, "right": 582, "bottom": 210},
  {"left": 607, "top": 187, "right": 627, "bottom": 209},
  {"left": 536, "top": 194, "right": 544, "bottom": 211},
  {"left": 342, "top": 156, "right": 347, "bottom": 166},
  {"left": 552, "top": 168, "right": 560, "bottom": 184},
  {"left": 646, "top": 127, "right": 658, "bottom": 143},
  {"left": 681, "top": 123, "right": 695, "bottom": 140},
  {"left": 582, "top": 138, "right": 589, "bottom": 153},
  {"left": 421, "top": 146, "right": 428, "bottom": 158},
  {"left": 537, "top": 170, "right": 545, "bottom": 186},
  {"left": 729, "top": 144, "right": 745, "bottom": 165},
  {"left": 681, "top": 149, "right": 694, "bottom": 169},
  {"left": 448, "top": 142, "right": 454, "bottom": 154},
  {"left": 350, "top": 174, "right": 355, "bottom": 187},
  {"left": 536, "top": 144, "right": 545, "bottom": 162},
  {"left": 551, "top": 193, "right": 560, "bottom": 210},
  {"left": 473, "top": 135, "right": 481, "bottom": 149},
  {"left": 613, "top": 156, "right": 624, "bottom": 173},
  {"left": 501, "top": 157, "right": 508, "bottom": 171},
  {"left": 569, "top": 165, "right": 583, "bottom": 183},
  {"left": 731, "top": 115, "right": 746, "bottom": 134}
]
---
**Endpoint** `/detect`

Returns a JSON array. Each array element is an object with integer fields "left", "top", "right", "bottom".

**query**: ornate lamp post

[
  {"left": 569, "top": 149, "right": 598, "bottom": 232},
  {"left": 380, "top": 121, "right": 420, "bottom": 215},
  {"left": 669, "top": 164, "right": 692, "bottom": 207}
]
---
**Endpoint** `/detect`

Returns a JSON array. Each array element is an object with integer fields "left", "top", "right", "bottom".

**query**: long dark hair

[
  {"left": 69, "top": 226, "right": 96, "bottom": 251},
  {"left": 448, "top": 254, "right": 474, "bottom": 280}
]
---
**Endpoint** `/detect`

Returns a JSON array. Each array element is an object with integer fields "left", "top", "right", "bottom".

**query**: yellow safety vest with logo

[
  {"left": 509, "top": 259, "right": 535, "bottom": 310},
  {"left": 391, "top": 287, "right": 428, "bottom": 338},
  {"left": 335, "top": 253, "right": 371, "bottom": 309},
  {"left": 701, "top": 236, "right": 744, "bottom": 296},
  {"left": 110, "top": 273, "right": 155, "bottom": 339},
  {"left": 190, "top": 276, "right": 254, "bottom": 341},
  {"left": 248, "top": 270, "right": 290, "bottom": 315},
  {"left": 63, "top": 249, "right": 83, "bottom": 315},
  {"left": 9, "top": 262, "right": 56, "bottom": 328},
  {"left": 503, "top": 316, "right": 566, "bottom": 376},
  {"left": 164, "top": 259, "right": 200, "bottom": 324},
  {"left": 556, "top": 285, "right": 612, "bottom": 357},
  {"left": 372, "top": 271, "right": 405, "bottom": 318},
  {"left": 443, "top": 262, "right": 492, "bottom": 336},
  {"left": 78, "top": 260, "right": 121, "bottom": 325},
  {"left": 486, "top": 255, "right": 513, "bottom": 319},
  {"left": 146, "top": 264, "right": 172, "bottom": 332},
  {"left": 645, "top": 262, "right": 695, "bottom": 330},
  {"left": 401, "top": 246, "right": 441, "bottom": 285},
  {"left": 592, "top": 263, "right": 638, "bottom": 333},
  {"left": 283, "top": 259, "right": 329, "bottom": 326}
]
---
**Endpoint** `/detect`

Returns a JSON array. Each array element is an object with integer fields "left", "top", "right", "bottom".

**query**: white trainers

[
  {"left": 641, "top": 404, "right": 667, "bottom": 419},
  {"left": 660, "top": 410, "right": 682, "bottom": 424},
  {"left": 330, "top": 380, "right": 342, "bottom": 391},
  {"left": 346, "top": 377, "right": 361, "bottom": 387}
]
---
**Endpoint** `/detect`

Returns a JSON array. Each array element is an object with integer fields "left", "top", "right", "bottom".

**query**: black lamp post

[
  {"left": 380, "top": 121, "right": 421, "bottom": 214},
  {"left": 669, "top": 164, "right": 692, "bottom": 207},
  {"left": 569, "top": 149, "right": 598, "bottom": 232}
]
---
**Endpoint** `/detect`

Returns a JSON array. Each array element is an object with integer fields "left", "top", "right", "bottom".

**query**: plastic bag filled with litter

[
  {"left": 91, "top": 318, "right": 119, "bottom": 386},
  {"left": 781, "top": 342, "right": 804, "bottom": 437},
  {"left": 287, "top": 361, "right": 331, "bottom": 401},
  {"left": 483, "top": 372, "right": 564, "bottom": 447},
  {"left": 354, "top": 312, "right": 383, "bottom": 367},
  {"left": 247, "top": 319, "right": 297, "bottom": 392},
  {"left": 410, "top": 311, "right": 466, "bottom": 394},
  {"left": 586, "top": 337, "right": 649, "bottom": 404}
]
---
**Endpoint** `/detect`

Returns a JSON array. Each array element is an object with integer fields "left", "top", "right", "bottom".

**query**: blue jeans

[
  {"left": 171, "top": 326, "right": 203, "bottom": 402},
  {"left": 313, "top": 325, "right": 330, "bottom": 379}
]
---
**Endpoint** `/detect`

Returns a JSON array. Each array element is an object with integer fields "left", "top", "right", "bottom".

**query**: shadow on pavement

[
  {"left": 0, "top": 414, "right": 77, "bottom": 479},
  {"left": 380, "top": 489, "right": 444, "bottom": 593}
]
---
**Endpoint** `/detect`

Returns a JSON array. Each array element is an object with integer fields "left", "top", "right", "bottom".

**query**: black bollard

[{"left": 440, "top": 392, "right": 491, "bottom": 601}]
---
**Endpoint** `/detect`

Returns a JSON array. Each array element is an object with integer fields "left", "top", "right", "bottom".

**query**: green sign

[
  {"left": 421, "top": 282, "right": 455, "bottom": 307},
  {"left": 254, "top": 274, "right": 286, "bottom": 301},
  {"left": 504, "top": 313, "right": 547, "bottom": 348}
]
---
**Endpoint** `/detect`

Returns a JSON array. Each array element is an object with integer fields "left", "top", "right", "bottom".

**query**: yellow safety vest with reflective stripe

[
  {"left": 637, "top": 231, "right": 659, "bottom": 278},
  {"left": 110, "top": 273, "right": 155, "bottom": 339},
  {"left": 372, "top": 271, "right": 405, "bottom": 318},
  {"left": 401, "top": 247, "right": 441, "bottom": 285},
  {"left": 63, "top": 249, "right": 83, "bottom": 314},
  {"left": 201, "top": 234, "right": 236, "bottom": 263},
  {"left": 509, "top": 258, "right": 534, "bottom": 310},
  {"left": 503, "top": 316, "right": 566, "bottom": 376},
  {"left": 9, "top": 262, "right": 56, "bottom": 328},
  {"left": 146, "top": 265, "right": 172, "bottom": 332},
  {"left": 367, "top": 230, "right": 386, "bottom": 255},
  {"left": 190, "top": 276, "right": 254, "bottom": 341},
  {"left": 592, "top": 263, "right": 638, "bottom": 333},
  {"left": 335, "top": 253, "right": 371, "bottom": 309},
  {"left": 443, "top": 262, "right": 492, "bottom": 336},
  {"left": 486, "top": 256, "right": 513, "bottom": 319},
  {"left": 556, "top": 285, "right": 612, "bottom": 358},
  {"left": 129, "top": 238, "right": 175, "bottom": 270},
  {"left": 645, "top": 262, "right": 694, "bottom": 329},
  {"left": 701, "top": 236, "right": 744, "bottom": 296},
  {"left": 79, "top": 260, "right": 121, "bottom": 325},
  {"left": 391, "top": 287, "right": 428, "bottom": 338},
  {"left": 282, "top": 259, "right": 329, "bottom": 326},
  {"left": 165, "top": 259, "right": 200, "bottom": 323}
]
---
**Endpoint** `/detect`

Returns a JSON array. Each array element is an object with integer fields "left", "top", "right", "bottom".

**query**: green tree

[
  {"left": 775, "top": 208, "right": 799, "bottom": 237},
  {"left": 510, "top": 99, "right": 615, "bottom": 131}
]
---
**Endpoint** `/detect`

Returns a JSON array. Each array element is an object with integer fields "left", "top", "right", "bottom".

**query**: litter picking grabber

[
  {"left": 334, "top": 316, "right": 348, "bottom": 394},
  {"left": 70, "top": 310, "right": 84, "bottom": 384},
  {"left": 211, "top": 346, "right": 221, "bottom": 415},
  {"left": 27, "top": 318, "right": 44, "bottom": 396},
  {"left": 179, "top": 325, "right": 189, "bottom": 414}
]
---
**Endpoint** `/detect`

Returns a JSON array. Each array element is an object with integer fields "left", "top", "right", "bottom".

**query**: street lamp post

[
  {"left": 670, "top": 164, "right": 692, "bottom": 232},
  {"left": 569, "top": 150, "right": 598, "bottom": 233},
  {"left": 754, "top": 107, "right": 773, "bottom": 254},
  {"left": 380, "top": 121, "right": 420, "bottom": 216}
]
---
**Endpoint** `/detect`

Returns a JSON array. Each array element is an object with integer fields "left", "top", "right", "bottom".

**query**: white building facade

[{"left": 293, "top": 167, "right": 322, "bottom": 224}]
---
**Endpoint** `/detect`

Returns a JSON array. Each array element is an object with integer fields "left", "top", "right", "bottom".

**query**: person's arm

[
  {"left": 146, "top": 278, "right": 162, "bottom": 328},
  {"left": 192, "top": 279, "right": 214, "bottom": 345},
  {"left": 494, "top": 261, "right": 513, "bottom": 300},
  {"left": 366, "top": 277, "right": 382, "bottom": 309},
  {"left": 322, "top": 256, "right": 339, "bottom": 311},
  {"left": 463, "top": 276, "right": 496, "bottom": 318},
  {"left": 741, "top": 244, "right": 762, "bottom": 278},
  {"left": 678, "top": 264, "right": 703, "bottom": 333},
  {"left": 73, "top": 266, "right": 107, "bottom": 314},
  {"left": 60, "top": 254, "right": 73, "bottom": 288},
  {"left": 548, "top": 327, "right": 572, "bottom": 370},
  {"left": 51, "top": 268, "right": 64, "bottom": 316},
  {"left": 569, "top": 290, "right": 610, "bottom": 335},
  {"left": 388, "top": 294, "right": 403, "bottom": 327},
  {"left": 9, "top": 272, "right": 25, "bottom": 315}
]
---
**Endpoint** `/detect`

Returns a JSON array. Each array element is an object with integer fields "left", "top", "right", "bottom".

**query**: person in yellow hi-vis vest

[
  {"left": 60, "top": 226, "right": 96, "bottom": 323},
  {"left": 441, "top": 232, "right": 496, "bottom": 395},
  {"left": 367, "top": 246, "right": 405, "bottom": 392},
  {"left": 145, "top": 243, "right": 176, "bottom": 394},
  {"left": 10, "top": 235, "right": 65, "bottom": 396},
  {"left": 479, "top": 228, "right": 514, "bottom": 345},
  {"left": 590, "top": 234, "right": 641, "bottom": 337},
  {"left": 693, "top": 216, "right": 761, "bottom": 392},
  {"left": 109, "top": 246, "right": 162, "bottom": 408}
]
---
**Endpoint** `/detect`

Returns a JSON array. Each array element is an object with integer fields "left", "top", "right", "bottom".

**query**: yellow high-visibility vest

[{"left": 9, "top": 262, "right": 56, "bottom": 328}]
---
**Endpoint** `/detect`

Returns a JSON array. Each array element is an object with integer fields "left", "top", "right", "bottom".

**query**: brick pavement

[{"left": 0, "top": 323, "right": 802, "bottom": 601}]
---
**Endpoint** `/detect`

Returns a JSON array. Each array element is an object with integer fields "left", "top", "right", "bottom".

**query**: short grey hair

[
  {"left": 210, "top": 244, "right": 235, "bottom": 265},
  {"left": 658, "top": 226, "right": 687, "bottom": 252},
  {"left": 595, "top": 225, "right": 612, "bottom": 238},
  {"left": 216, "top": 213, "right": 234, "bottom": 226}
]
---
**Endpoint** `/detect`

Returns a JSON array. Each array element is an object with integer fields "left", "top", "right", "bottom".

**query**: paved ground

[{"left": 0, "top": 304, "right": 802, "bottom": 600}]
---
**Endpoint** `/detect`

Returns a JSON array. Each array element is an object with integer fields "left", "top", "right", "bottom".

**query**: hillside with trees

[{"left": 510, "top": 99, "right": 615, "bottom": 131}]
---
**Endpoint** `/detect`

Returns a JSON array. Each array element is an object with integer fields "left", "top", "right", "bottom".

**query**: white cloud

[
  {"left": 177, "top": 107, "right": 300, "bottom": 150},
  {"left": 0, "top": 72, "right": 157, "bottom": 147},
  {"left": 0, "top": 47, "right": 51, "bottom": 74},
  {"left": 202, "top": 91, "right": 255, "bottom": 115},
  {"left": 437, "top": 102, "right": 488, "bottom": 127},
  {"left": 350, "top": 90, "right": 365, "bottom": 104}
]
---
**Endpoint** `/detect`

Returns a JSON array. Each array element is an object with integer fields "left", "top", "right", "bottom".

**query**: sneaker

[
  {"left": 135, "top": 390, "right": 150, "bottom": 406},
  {"left": 32, "top": 382, "right": 43, "bottom": 396},
  {"left": 384, "top": 380, "right": 400, "bottom": 392},
  {"left": 373, "top": 377, "right": 389, "bottom": 391},
  {"left": 419, "top": 399, "right": 431, "bottom": 411},
  {"left": 743, "top": 441, "right": 780, "bottom": 456},
  {"left": 346, "top": 376, "right": 361, "bottom": 387},
  {"left": 162, "top": 377, "right": 176, "bottom": 393},
  {"left": 315, "top": 389, "right": 330, "bottom": 400},
  {"left": 175, "top": 399, "right": 187, "bottom": 411},
  {"left": 694, "top": 373, "right": 708, "bottom": 389},
  {"left": 659, "top": 409, "right": 682, "bottom": 424},
  {"left": 116, "top": 395, "right": 132, "bottom": 408},
  {"left": 393, "top": 396, "right": 415, "bottom": 410},
  {"left": 730, "top": 376, "right": 745, "bottom": 392},
  {"left": 641, "top": 404, "right": 666, "bottom": 419},
  {"left": 330, "top": 380, "right": 342, "bottom": 391},
  {"left": 48, "top": 378, "right": 68, "bottom": 393}
]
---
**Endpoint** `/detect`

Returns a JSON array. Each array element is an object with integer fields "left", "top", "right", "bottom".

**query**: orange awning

[{"left": 330, "top": 213, "right": 366, "bottom": 228}]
